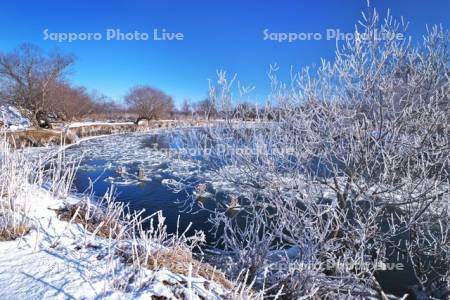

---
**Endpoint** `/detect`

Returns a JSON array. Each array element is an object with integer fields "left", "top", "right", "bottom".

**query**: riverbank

[
  {"left": 0, "top": 187, "right": 235, "bottom": 299},
  {"left": 3, "top": 120, "right": 209, "bottom": 148},
  {"left": 0, "top": 135, "right": 244, "bottom": 299}
]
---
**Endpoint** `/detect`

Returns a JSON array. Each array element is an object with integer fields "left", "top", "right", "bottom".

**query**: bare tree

[
  {"left": 46, "top": 81, "right": 94, "bottom": 121},
  {"left": 181, "top": 98, "right": 192, "bottom": 118},
  {"left": 90, "top": 93, "right": 125, "bottom": 120},
  {"left": 125, "top": 85, "right": 174, "bottom": 121},
  {"left": 194, "top": 98, "right": 217, "bottom": 120},
  {"left": 0, "top": 43, "right": 75, "bottom": 125}
]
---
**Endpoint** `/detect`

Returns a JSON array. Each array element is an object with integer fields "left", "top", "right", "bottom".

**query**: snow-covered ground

[
  {"left": 0, "top": 184, "right": 233, "bottom": 299},
  {"left": 0, "top": 105, "right": 31, "bottom": 131}
]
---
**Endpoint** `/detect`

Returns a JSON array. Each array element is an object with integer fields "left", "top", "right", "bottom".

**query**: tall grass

[
  {"left": 0, "top": 137, "right": 36, "bottom": 240},
  {"left": 0, "top": 135, "right": 79, "bottom": 240}
]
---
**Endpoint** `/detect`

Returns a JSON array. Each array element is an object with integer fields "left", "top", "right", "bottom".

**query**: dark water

[{"left": 67, "top": 131, "right": 220, "bottom": 244}]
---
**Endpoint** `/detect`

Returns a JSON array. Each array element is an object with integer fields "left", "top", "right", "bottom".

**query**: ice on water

[{"left": 64, "top": 131, "right": 258, "bottom": 200}]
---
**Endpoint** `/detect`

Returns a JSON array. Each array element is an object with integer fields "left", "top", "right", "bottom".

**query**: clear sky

[{"left": 0, "top": 0, "right": 449, "bottom": 106}]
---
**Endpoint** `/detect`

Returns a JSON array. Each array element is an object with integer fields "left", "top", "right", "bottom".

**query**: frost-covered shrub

[
  {"left": 0, "top": 139, "right": 33, "bottom": 240},
  {"left": 173, "top": 8, "right": 450, "bottom": 299}
]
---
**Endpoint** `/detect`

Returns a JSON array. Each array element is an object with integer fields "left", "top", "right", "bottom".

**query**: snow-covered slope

[{"left": 0, "top": 105, "right": 31, "bottom": 130}]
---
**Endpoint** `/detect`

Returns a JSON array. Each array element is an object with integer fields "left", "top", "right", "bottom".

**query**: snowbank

[{"left": 0, "top": 105, "right": 31, "bottom": 131}]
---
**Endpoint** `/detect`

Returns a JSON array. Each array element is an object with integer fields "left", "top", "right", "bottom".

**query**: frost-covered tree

[{"left": 171, "top": 8, "right": 449, "bottom": 299}]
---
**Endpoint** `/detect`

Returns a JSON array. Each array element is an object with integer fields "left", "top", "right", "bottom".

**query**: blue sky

[{"left": 0, "top": 0, "right": 449, "bottom": 106}]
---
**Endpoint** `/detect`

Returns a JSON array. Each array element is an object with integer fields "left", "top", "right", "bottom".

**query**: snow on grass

[{"left": 0, "top": 187, "right": 232, "bottom": 299}]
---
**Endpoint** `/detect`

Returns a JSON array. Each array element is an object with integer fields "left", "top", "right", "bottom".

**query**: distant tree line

[
  {"left": 0, "top": 43, "right": 127, "bottom": 126},
  {"left": 0, "top": 43, "right": 266, "bottom": 127}
]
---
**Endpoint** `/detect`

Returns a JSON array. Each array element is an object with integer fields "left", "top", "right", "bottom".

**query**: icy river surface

[{"left": 65, "top": 130, "right": 221, "bottom": 243}]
